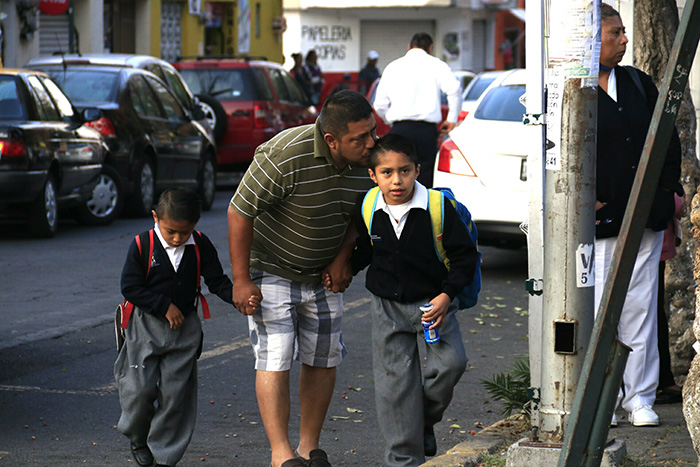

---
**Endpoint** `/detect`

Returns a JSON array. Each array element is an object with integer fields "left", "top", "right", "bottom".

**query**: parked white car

[
  {"left": 458, "top": 70, "right": 509, "bottom": 122},
  {"left": 433, "top": 68, "right": 527, "bottom": 248}
]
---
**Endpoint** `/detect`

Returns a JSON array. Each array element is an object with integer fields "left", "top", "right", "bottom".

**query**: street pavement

[
  {"left": 424, "top": 400, "right": 697, "bottom": 466},
  {"left": 0, "top": 190, "right": 697, "bottom": 466}
]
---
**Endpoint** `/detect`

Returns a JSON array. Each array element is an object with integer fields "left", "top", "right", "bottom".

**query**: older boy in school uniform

[
  {"left": 351, "top": 134, "right": 479, "bottom": 467},
  {"left": 115, "top": 188, "right": 238, "bottom": 467}
]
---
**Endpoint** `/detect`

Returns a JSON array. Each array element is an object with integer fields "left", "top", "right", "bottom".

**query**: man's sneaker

[
  {"left": 610, "top": 412, "right": 618, "bottom": 427},
  {"left": 628, "top": 405, "right": 659, "bottom": 426}
]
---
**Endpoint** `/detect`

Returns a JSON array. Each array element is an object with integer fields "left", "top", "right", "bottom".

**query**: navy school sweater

[
  {"left": 121, "top": 230, "right": 233, "bottom": 318},
  {"left": 351, "top": 194, "right": 479, "bottom": 303}
]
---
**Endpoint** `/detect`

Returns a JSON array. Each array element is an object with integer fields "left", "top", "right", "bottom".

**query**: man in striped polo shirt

[{"left": 227, "top": 90, "right": 377, "bottom": 467}]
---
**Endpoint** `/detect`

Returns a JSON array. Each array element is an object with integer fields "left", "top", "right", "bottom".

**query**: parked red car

[{"left": 173, "top": 56, "right": 318, "bottom": 172}]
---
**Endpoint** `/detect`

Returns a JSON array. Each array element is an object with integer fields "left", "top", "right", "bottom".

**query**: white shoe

[
  {"left": 610, "top": 412, "right": 618, "bottom": 427},
  {"left": 628, "top": 405, "right": 659, "bottom": 426}
]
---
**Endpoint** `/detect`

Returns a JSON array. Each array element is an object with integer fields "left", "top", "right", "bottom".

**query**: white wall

[
  {"left": 75, "top": 0, "right": 104, "bottom": 53},
  {"left": 283, "top": 6, "right": 489, "bottom": 73}
]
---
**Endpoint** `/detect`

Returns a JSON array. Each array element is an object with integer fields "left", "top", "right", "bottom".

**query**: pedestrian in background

[
  {"left": 373, "top": 32, "right": 462, "bottom": 188},
  {"left": 350, "top": 134, "right": 478, "bottom": 466},
  {"left": 290, "top": 52, "right": 312, "bottom": 101},
  {"left": 656, "top": 191, "right": 685, "bottom": 404},
  {"left": 359, "top": 50, "right": 381, "bottom": 87},
  {"left": 304, "top": 49, "right": 324, "bottom": 106},
  {"left": 115, "top": 188, "right": 235, "bottom": 467},
  {"left": 594, "top": 3, "right": 682, "bottom": 427},
  {"left": 227, "top": 90, "right": 376, "bottom": 467}
]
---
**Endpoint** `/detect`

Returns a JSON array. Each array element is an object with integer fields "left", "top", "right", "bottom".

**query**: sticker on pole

[{"left": 576, "top": 243, "right": 594, "bottom": 288}]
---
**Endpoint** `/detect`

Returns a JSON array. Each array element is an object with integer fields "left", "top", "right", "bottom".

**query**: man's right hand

[{"left": 233, "top": 279, "right": 262, "bottom": 315}]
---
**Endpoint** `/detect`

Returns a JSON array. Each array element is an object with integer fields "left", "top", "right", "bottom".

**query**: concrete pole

[
  {"left": 524, "top": 0, "right": 546, "bottom": 437},
  {"left": 537, "top": 0, "right": 598, "bottom": 443}
]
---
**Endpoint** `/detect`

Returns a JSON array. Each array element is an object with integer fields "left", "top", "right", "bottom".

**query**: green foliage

[{"left": 480, "top": 357, "right": 531, "bottom": 418}]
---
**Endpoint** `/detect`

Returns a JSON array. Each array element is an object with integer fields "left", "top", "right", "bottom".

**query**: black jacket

[
  {"left": 121, "top": 230, "right": 233, "bottom": 317},
  {"left": 351, "top": 195, "right": 479, "bottom": 303},
  {"left": 596, "top": 66, "right": 682, "bottom": 239}
]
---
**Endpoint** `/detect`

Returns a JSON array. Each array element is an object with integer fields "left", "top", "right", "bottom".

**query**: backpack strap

[
  {"left": 192, "top": 231, "right": 210, "bottom": 320},
  {"left": 621, "top": 66, "right": 646, "bottom": 101},
  {"left": 427, "top": 189, "right": 451, "bottom": 270},
  {"left": 361, "top": 187, "right": 382, "bottom": 244},
  {"left": 121, "top": 229, "right": 155, "bottom": 329}
]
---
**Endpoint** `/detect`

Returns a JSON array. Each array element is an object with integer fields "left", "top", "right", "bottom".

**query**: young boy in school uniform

[
  {"left": 351, "top": 134, "right": 479, "bottom": 467},
  {"left": 115, "top": 188, "right": 241, "bottom": 467}
]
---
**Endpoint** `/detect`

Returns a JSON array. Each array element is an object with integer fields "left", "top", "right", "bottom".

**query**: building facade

[
  {"left": 281, "top": 0, "right": 524, "bottom": 77},
  {"left": 0, "top": 0, "right": 284, "bottom": 68}
]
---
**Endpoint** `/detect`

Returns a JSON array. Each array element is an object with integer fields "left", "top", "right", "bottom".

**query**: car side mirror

[
  {"left": 191, "top": 100, "right": 206, "bottom": 121},
  {"left": 82, "top": 107, "right": 102, "bottom": 123}
]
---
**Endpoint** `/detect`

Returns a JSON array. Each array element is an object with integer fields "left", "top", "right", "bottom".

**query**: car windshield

[
  {"left": 45, "top": 69, "right": 119, "bottom": 103},
  {"left": 473, "top": 84, "right": 526, "bottom": 122},
  {"left": 179, "top": 68, "right": 256, "bottom": 101},
  {"left": 464, "top": 75, "right": 497, "bottom": 101},
  {"left": 0, "top": 76, "right": 25, "bottom": 120}
]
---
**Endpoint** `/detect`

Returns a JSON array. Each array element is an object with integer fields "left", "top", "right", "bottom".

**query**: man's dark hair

[
  {"left": 601, "top": 3, "right": 620, "bottom": 22},
  {"left": 410, "top": 32, "right": 433, "bottom": 52},
  {"left": 369, "top": 134, "right": 418, "bottom": 169},
  {"left": 155, "top": 188, "right": 202, "bottom": 224},
  {"left": 317, "top": 89, "right": 373, "bottom": 139}
]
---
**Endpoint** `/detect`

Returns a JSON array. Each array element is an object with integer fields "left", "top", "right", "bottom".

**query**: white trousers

[{"left": 594, "top": 229, "right": 662, "bottom": 413}]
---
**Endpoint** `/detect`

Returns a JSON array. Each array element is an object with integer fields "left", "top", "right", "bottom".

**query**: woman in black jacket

[{"left": 594, "top": 3, "right": 682, "bottom": 428}]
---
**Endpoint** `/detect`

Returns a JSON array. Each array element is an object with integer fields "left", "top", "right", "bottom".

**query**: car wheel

[
  {"left": 196, "top": 94, "right": 227, "bottom": 142},
  {"left": 75, "top": 166, "right": 123, "bottom": 226},
  {"left": 29, "top": 174, "right": 58, "bottom": 238},
  {"left": 199, "top": 155, "right": 216, "bottom": 211},
  {"left": 127, "top": 157, "right": 155, "bottom": 217}
]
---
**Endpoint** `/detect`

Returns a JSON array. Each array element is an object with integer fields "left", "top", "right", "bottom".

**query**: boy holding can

[{"left": 347, "top": 134, "right": 479, "bottom": 466}]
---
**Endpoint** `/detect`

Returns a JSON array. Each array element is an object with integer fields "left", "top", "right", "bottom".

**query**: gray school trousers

[
  {"left": 370, "top": 294, "right": 468, "bottom": 467},
  {"left": 114, "top": 307, "right": 202, "bottom": 466}
]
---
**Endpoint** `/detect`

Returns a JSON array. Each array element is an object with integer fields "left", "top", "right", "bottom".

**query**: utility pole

[{"left": 508, "top": 0, "right": 601, "bottom": 463}]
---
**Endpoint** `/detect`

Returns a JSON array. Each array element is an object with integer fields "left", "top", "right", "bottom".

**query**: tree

[{"left": 635, "top": 0, "right": 700, "bottom": 456}]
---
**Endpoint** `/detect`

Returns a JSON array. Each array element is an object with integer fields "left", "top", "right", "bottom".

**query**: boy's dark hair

[
  {"left": 410, "top": 33, "right": 433, "bottom": 52},
  {"left": 369, "top": 134, "right": 418, "bottom": 169},
  {"left": 155, "top": 188, "right": 202, "bottom": 224},
  {"left": 317, "top": 89, "right": 373, "bottom": 139}
]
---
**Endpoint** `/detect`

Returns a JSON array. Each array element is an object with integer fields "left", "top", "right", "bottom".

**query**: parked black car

[
  {"left": 25, "top": 63, "right": 217, "bottom": 222},
  {"left": 0, "top": 69, "right": 106, "bottom": 237}
]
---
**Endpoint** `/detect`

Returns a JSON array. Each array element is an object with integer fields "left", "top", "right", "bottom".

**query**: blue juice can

[{"left": 420, "top": 303, "right": 440, "bottom": 344}]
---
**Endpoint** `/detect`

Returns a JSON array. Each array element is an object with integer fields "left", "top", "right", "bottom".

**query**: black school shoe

[
  {"left": 424, "top": 426, "right": 437, "bottom": 457},
  {"left": 130, "top": 442, "right": 154, "bottom": 466}
]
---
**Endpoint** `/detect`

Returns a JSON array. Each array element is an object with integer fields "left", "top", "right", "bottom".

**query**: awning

[{"left": 508, "top": 8, "right": 526, "bottom": 22}]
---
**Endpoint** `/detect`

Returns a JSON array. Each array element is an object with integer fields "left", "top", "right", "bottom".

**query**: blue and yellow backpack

[{"left": 361, "top": 186, "right": 482, "bottom": 309}]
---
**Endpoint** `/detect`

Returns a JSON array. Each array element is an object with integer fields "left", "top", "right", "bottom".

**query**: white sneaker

[
  {"left": 610, "top": 412, "right": 618, "bottom": 427},
  {"left": 628, "top": 405, "right": 659, "bottom": 426}
]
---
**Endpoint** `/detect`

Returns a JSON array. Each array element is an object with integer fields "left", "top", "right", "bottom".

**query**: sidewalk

[{"left": 423, "top": 401, "right": 697, "bottom": 466}]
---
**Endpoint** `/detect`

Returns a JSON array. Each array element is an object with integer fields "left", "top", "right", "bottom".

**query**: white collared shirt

[
  {"left": 373, "top": 48, "right": 462, "bottom": 124},
  {"left": 606, "top": 68, "right": 618, "bottom": 102},
  {"left": 374, "top": 181, "right": 428, "bottom": 238},
  {"left": 154, "top": 222, "right": 196, "bottom": 272}
]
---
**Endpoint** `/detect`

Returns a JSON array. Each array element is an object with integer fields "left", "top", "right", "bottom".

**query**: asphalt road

[{"left": 0, "top": 190, "right": 529, "bottom": 466}]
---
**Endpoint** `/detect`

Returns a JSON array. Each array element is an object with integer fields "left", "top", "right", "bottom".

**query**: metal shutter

[
  {"left": 359, "top": 20, "right": 435, "bottom": 73},
  {"left": 39, "top": 13, "right": 70, "bottom": 56},
  {"left": 472, "top": 19, "right": 487, "bottom": 73},
  {"left": 161, "top": 1, "right": 183, "bottom": 62}
]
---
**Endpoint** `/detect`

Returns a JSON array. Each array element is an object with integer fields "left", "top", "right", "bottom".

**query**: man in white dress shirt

[{"left": 373, "top": 32, "right": 462, "bottom": 188}]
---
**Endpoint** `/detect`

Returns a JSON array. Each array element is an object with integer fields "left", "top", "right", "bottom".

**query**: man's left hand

[
  {"left": 440, "top": 121, "right": 456, "bottom": 135},
  {"left": 322, "top": 258, "right": 353, "bottom": 293}
]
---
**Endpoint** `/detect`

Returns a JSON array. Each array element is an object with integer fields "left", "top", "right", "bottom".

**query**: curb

[{"left": 421, "top": 416, "right": 530, "bottom": 467}]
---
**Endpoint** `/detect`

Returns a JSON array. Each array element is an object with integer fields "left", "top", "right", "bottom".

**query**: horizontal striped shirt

[{"left": 230, "top": 123, "right": 374, "bottom": 283}]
